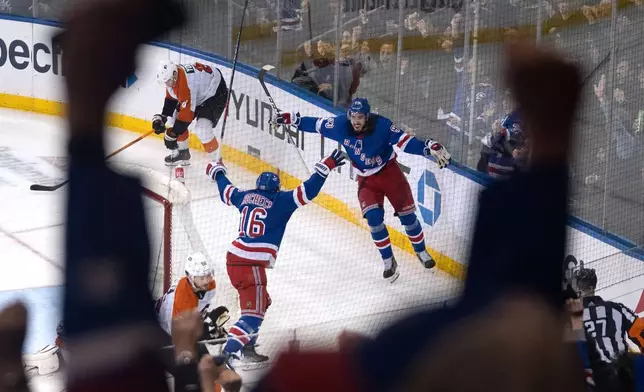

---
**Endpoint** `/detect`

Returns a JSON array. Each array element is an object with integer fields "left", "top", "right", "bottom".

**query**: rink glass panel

[{"left": 4, "top": 0, "right": 644, "bottom": 351}]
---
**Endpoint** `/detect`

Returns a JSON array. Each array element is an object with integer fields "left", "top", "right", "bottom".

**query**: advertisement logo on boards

[
  {"left": 0, "top": 35, "right": 64, "bottom": 75},
  {"left": 417, "top": 169, "right": 441, "bottom": 226},
  {"left": 229, "top": 89, "right": 304, "bottom": 151}
]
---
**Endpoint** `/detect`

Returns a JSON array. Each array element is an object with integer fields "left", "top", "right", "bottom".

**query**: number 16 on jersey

[{"left": 239, "top": 207, "right": 267, "bottom": 237}]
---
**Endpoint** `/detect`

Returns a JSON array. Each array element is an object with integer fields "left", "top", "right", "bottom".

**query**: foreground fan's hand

[
  {"left": 504, "top": 42, "right": 581, "bottom": 165},
  {"left": 172, "top": 310, "right": 203, "bottom": 356},
  {"left": 314, "top": 149, "right": 346, "bottom": 177},
  {"left": 206, "top": 160, "right": 227, "bottom": 180},
  {"left": 424, "top": 139, "right": 451, "bottom": 169}
]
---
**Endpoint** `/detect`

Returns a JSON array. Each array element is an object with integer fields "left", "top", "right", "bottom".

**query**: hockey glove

[
  {"left": 272, "top": 112, "right": 301, "bottom": 127},
  {"left": 424, "top": 139, "right": 451, "bottom": 169},
  {"left": 206, "top": 160, "right": 227, "bottom": 180},
  {"left": 202, "top": 306, "right": 231, "bottom": 340},
  {"left": 314, "top": 149, "right": 346, "bottom": 178},
  {"left": 164, "top": 130, "right": 178, "bottom": 150},
  {"left": 152, "top": 114, "right": 168, "bottom": 134}
]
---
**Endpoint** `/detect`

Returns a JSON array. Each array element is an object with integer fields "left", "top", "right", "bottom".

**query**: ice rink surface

[{"left": 0, "top": 108, "right": 461, "bottom": 391}]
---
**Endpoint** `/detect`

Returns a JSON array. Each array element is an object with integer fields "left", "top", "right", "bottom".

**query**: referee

[{"left": 575, "top": 268, "right": 644, "bottom": 391}]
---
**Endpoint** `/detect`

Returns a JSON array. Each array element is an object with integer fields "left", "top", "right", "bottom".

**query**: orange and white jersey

[
  {"left": 166, "top": 62, "right": 223, "bottom": 125},
  {"left": 156, "top": 276, "right": 216, "bottom": 335}
]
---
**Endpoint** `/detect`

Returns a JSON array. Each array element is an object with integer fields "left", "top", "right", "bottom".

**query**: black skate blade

[{"left": 164, "top": 160, "right": 191, "bottom": 167}]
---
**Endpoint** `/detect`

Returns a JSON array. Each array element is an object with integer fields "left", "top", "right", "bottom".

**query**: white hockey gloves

[
  {"left": 206, "top": 160, "right": 227, "bottom": 180},
  {"left": 314, "top": 149, "right": 346, "bottom": 178},
  {"left": 424, "top": 139, "right": 452, "bottom": 169},
  {"left": 271, "top": 111, "right": 301, "bottom": 127}
]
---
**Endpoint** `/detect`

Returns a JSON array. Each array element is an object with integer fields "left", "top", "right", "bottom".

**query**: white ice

[{"left": 0, "top": 108, "right": 461, "bottom": 391}]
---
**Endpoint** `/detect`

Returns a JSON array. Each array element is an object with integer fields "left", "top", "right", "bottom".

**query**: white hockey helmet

[
  {"left": 156, "top": 61, "right": 178, "bottom": 86},
  {"left": 184, "top": 252, "right": 213, "bottom": 277}
]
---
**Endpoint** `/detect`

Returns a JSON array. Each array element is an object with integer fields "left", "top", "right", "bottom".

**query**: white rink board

[{"left": 1, "top": 17, "right": 643, "bottom": 310}]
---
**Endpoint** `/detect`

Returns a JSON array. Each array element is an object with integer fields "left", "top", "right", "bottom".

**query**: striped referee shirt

[{"left": 582, "top": 295, "right": 641, "bottom": 363}]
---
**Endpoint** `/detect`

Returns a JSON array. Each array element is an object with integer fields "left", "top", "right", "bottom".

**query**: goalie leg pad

[
  {"left": 365, "top": 208, "right": 394, "bottom": 262},
  {"left": 399, "top": 212, "right": 426, "bottom": 253}
]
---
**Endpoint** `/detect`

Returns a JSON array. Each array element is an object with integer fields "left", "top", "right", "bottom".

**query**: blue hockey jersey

[
  {"left": 214, "top": 171, "right": 327, "bottom": 268},
  {"left": 297, "top": 114, "right": 426, "bottom": 176}
]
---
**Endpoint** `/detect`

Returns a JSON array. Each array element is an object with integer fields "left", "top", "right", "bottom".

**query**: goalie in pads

[
  {"left": 155, "top": 253, "right": 230, "bottom": 356},
  {"left": 153, "top": 60, "right": 228, "bottom": 166}
]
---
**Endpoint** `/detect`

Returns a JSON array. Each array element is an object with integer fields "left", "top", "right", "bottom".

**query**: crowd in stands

[{"left": 280, "top": 0, "right": 644, "bottom": 243}]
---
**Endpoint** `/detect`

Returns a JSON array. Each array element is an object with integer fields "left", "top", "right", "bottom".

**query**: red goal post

[{"left": 106, "top": 162, "right": 239, "bottom": 320}]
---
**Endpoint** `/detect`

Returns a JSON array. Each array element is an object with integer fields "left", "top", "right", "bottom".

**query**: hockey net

[{"left": 107, "top": 162, "right": 240, "bottom": 322}]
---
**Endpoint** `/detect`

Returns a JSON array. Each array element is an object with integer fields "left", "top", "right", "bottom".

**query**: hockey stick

[
  {"left": 216, "top": 0, "right": 251, "bottom": 160},
  {"left": 29, "top": 129, "right": 155, "bottom": 192},
  {"left": 258, "top": 64, "right": 311, "bottom": 176}
]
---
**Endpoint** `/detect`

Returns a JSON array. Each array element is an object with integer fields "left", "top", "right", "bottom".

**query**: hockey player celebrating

[
  {"left": 153, "top": 60, "right": 228, "bottom": 166},
  {"left": 155, "top": 252, "right": 230, "bottom": 343},
  {"left": 206, "top": 150, "right": 346, "bottom": 365},
  {"left": 272, "top": 97, "right": 451, "bottom": 282}
]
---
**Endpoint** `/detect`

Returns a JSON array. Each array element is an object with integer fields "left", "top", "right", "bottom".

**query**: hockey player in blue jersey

[
  {"left": 205, "top": 150, "right": 345, "bottom": 364},
  {"left": 272, "top": 97, "right": 452, "bottom": 282}
]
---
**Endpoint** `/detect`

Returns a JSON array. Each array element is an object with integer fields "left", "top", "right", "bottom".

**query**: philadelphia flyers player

[
  {"left": 206, "top": 150, "right": 346, "bottom": 365},
  {"left": 153, "top": 60, "right": 228, "bottom": 166},
  {"left": 273, "top": 97, "right": 452, "bottom": 282},
  {"left": 155, "top": 253, "right": 230, "bottom": 340}
]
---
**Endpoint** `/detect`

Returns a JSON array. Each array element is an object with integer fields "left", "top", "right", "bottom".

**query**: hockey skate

[
  {"left": 225, "top": 344, "right": 270, "bottom": 371},
  {"left": 383, "top": 257, "right": 399, "bottom": 283},
  {"left": 417, "top": 250, "right": 436, "bottom": 270},
  {"left": 242, "top": 344, "right": 269, "bottom": 363},
  {"left": 164, "top": 148, "right": 191, "bottom": 166}
]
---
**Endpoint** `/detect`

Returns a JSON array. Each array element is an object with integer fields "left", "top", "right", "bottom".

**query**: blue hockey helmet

[
  {"left": 256, "top": 171, "right": 280, "bottom": 192},
  {"left": 347, "top": 98, "right": 371, "bottom": 119}
]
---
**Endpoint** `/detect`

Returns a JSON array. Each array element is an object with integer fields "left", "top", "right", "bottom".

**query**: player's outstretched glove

[
  {"left": 314, "top": 149, "right": 346, "bottom": 178},
  {"left": 152, "top": 114, "right": 168, "bottom": 134},
  {"left": 206, "top": 160, "right": 227, "bottom": 180},
  {"left": 272, "top": 112, "right": 301, "bottom": 127},
  {"left": 424, "top": 139, "right": 451, "bottom": 169}
]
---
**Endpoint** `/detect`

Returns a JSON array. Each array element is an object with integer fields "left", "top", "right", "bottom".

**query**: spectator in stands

[
  {"left": 594, "top": 73, "right": 639, "bottom": 161},
  {"left": 291, "top": 40, "right": 329, "bottom": 97},
  {"left": 292, "top": 40, "right": 358, "bottom": 107},
  {"left": 354, "top": 40, "right": 376, "bottom": 76},
  {"left": 336, "top": 43, "right": 361, "bottom": 107},
  {"left": 378, "top": 43, "right": 396, "bottom": 72},
  {"left": 477, "top": 109, "right": 527, "bottom": 180}
]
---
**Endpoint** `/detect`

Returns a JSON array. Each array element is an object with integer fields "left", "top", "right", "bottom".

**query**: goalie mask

[{"left": 185, "top": 252, "right": 214, "bottom": 291}]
